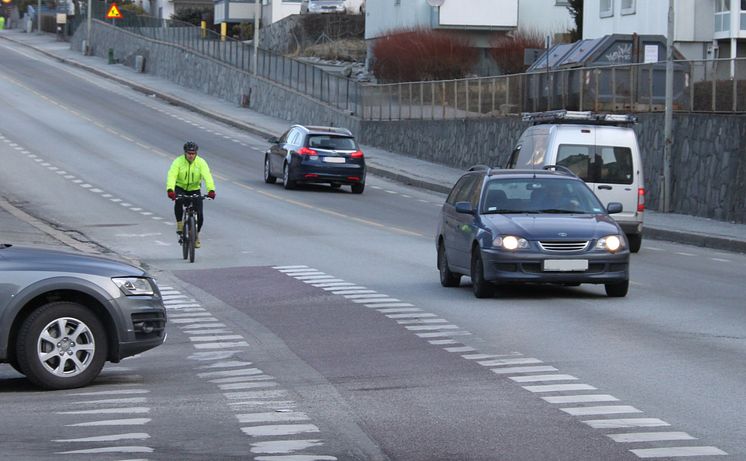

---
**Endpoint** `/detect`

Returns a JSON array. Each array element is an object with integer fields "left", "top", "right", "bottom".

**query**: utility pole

[
  {"left": 36, "top": 0, "right": 40, "bottom": 33},
  {"left": 663, "top": 0, "right": 674, "bottom": 213},
  {"left": 252, "top": 0, "right": 260, "bottom": 75},
  {"left": 86, "top": 0, "right": 92, "bottom": 54}
]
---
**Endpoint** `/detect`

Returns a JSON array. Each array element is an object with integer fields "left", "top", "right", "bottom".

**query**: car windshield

[
  {"left": 480, "top": 177, "right": 606, "bottom": 215},
  {"left": 307, "top": 135, "right": 357, "bottom": 151}
]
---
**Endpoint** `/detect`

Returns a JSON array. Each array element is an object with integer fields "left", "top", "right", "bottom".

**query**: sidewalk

[{"left": 1, "top": 29, "right": 744, "bottom": 253}]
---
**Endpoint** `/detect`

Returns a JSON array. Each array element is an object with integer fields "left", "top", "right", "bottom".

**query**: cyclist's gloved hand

[
  {"left": 208, "top": 190, "right": 216, "bottom": 200},
  {"left": 167, "top": 190, "right": 176, "bottom": 201}
]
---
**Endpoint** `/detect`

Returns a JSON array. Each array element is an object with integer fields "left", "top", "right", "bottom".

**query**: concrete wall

[{"left": 72, "top": 21, "right": 746, "bottom": 224}]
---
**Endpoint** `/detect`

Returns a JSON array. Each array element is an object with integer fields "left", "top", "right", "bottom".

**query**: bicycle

[{"left": 175, "top": 194, "right": 211, "bottom": 263}]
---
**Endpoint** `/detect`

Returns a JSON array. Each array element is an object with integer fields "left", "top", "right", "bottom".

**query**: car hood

[
  {"left": 483, "top": 214, "right": 621, "bottom": 240},
  {"left": 0, "top": 245, "right": 146, "bottom": 277}
]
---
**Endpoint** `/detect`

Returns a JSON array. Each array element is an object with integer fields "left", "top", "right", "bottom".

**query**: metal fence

[
  {"left": 89, "top": 10, "right": 746, "bottom": 120},
  {"left": 360, "top": 58, "right": 746, "bottom": 121}
]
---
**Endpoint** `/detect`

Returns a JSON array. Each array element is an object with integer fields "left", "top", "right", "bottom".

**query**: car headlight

[
  {"left": 493, "top": 235, "right": 529, "bottom": 250},
  {"left": 112, "top": 277, "right": 156, "bottom": 296},
  {"left": 596, "top": 235, "right": 623, "bottom": 253}
]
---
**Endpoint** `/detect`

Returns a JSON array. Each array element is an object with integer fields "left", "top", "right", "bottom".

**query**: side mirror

[
  {"left": 606, "top": 202, "right": 623, "bottom": 214},
  {"left": 455, "top": 202, "right": 475, "bottom": 215},
  {"left": 268, "top": 136, "right": 279, "bottom": 144}
]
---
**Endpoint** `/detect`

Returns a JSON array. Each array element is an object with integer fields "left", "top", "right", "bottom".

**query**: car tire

[
  {"left": 605, "top": 280, "right": 629, "bottom": 297},
  {"left": 471, "top": 249, "right": 494, "bottom": 298},
  {"left": 283, "top": 162, "right": 295, "bottom": 190},
  {"left": 351, "top": 183, "right": 365, "bottom": 194},
  {"left": 264, "top": 156, "right": 276, "bottom": 184},
  {"left": 627, "top": 233, "right": 642, "bottom": 253},
  {"left": 438, "top": 242, "right": 461, "bottom": 287},
  {"left": 16, "top": 302, "right": 108, "bottom": 390}
]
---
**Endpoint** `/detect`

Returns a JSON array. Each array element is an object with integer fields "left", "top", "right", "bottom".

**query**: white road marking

[
  {"left": 307, "top": 279, "right": 346, "bottom": 284},
  {"left": 416, "top": 331, "right": 471, "bottom": 338},
  {"left": 386, "top": 313, "right": 437, "bottom": 319},
  {"left": 198, "top": 368, "right": 264, "bottom": 378},
  {"left": 523, "top": 384, "right": 597, "bottom": 393},
  {"left": 492, "top": 366, "right": 558, "bottom": 374},
  {"left": 53, "top": 433, "right": 150, "bottom": 442},
  {"left": 295, "top": 275, "right": 337, "bottom": 280},
  {"left": 190, "top": 335, "right": 244, "bottom": 342},
  {"left": 73, "top": 397, "right": 148, "bottom": 405},
  {"left": 675, "top": 251, "right": 696, "bottom": 256},
  {"left": 462, "top": 353, "right": 520, "bottom": 360},
  {"left": 396, "top": 319, "right": 448, "bottom": 325},
  {"left": 405, "top": 324, "right": 460, "bottom": 331},
  {"left": 311, "top": 282, "right": 356, "bottom": 288},
  {"left": 711, "top": 257, "right": 730, "bottom": 262},
  {"left": 66, "top": 418, "right": 151, "bottom": 427},
  {"left": 219, "top": 381, "right": 278, "bottom": 391},
  {"left": 322, "top": 286, "right": 367, "bottom": 291},
  {"left": 376, "top": 308, "right": 421, "bottom": 313},
  {"left": 343, "top": 294, "right": 391, "bottom": 299},
  {"left": 607, "top": 432, "right": 695, "bottom": 443},
  {"left": 582, "top": 418, "right": 669, "bottom": 429},
  {"left": 225, "top": 390, "right": 289, "bottom": 400},
  {"left": 542, "top": 394, "right": 619, "bottom": 404},
  {"left": 241, "top": 424, "right": 320, "bottom": 437},
  {"left": 55, "top": 446, "right": 153, "bottom": 454},
  {"left": 188, "top": 329, "right": 236, "bottom": 335},
  {"left": 194, "top": 341, "right": 250, "bottom": 349},
  {"left": 69, "top": 389, "right": 150, "bottom": 396},
  {"left": 510, "top": 374, "right": 578, "bottom": 383},
  {"left": 331, "top": 290, "right": 378, "bottom": 295},
  {"left": 368, "top": 303, "right": 415, "bottom": 308},
  {"left": 198, "top": 360, "right": 254, "bottom": 369},
  {"left": 57, "top": 407, "right": 150, "bottom": 415},
  {"left": 479, "top": 358, "right": 543, "bottom": 367},
  {"left": 561, "top": 405, "right": 641, "bottom": 416},
  {"left": 444, "top": 346, "right": 476, "bottom": 352},
  {"left": 170, "top": 317, "right": 220, "bottom": 324},
  {"left": 630, "top": 447, "right": 726, "bottom": 458},
  {"left": 250, "top": 440, "right": 324, "bottom": 454},
  {"left": 237, "top": 412, "right": 309, "bottom": 423},
  {"left": 210, "top": 375, "right": 275, "bottom": 384}
]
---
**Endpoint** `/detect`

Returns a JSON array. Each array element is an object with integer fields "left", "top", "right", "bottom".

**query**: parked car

[
  {"left": 0, "top": 245, "right": 167, "bottom": 390},
  {"left": 436, "top": 166, "right": 630, "bottom": 298},
  {"left": 300, "top": 0, "right": 346, "bottom": 14},
  {"left": 505, "top": 110, "right": 645, "bottom": 253},
  {"left": 264, "top": 125, "right": 366, "bottom": 194}
]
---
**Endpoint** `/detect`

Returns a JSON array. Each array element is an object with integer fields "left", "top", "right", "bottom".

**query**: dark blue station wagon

[{"left": 435, "top": 166, "right": 630, "bottom": 298}]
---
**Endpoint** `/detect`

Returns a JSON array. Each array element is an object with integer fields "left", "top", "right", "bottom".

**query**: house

[
  {"left": 364, "top": 0, "right": 574, "bottom": 75},
  {"left": 214, "top": 0, "right": 300, "bottom": 26},
  {"left": 148, "top": 0, "right": 213, "bottom": 20},
  {"left": 583, "top": 0, "right": 745, "bottom": 77}
]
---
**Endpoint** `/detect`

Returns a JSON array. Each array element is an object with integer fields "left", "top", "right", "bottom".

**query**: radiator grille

[{"left": 538, "top": 240, "right": 589, "bottom": 252}]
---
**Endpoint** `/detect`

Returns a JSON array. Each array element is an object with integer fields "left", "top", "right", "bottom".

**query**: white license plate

[
  {"left": 323, "top": 157, "right": 345, "bottom": 163},
  {"left": 543, "top": 259, "right": 588, "bottom": 272}
]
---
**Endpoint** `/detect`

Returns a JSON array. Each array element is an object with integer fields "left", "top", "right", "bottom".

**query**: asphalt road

[{"left": 1, "top": 40, "right": 744, "bottom": 460}]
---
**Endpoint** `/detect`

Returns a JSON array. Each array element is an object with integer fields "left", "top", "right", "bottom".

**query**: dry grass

[
  {"left": 489, "top": 30, "right": 546, "bottom": 75},
  {"left": 302, "top": 39, "right": 366, "bottom": 62}
]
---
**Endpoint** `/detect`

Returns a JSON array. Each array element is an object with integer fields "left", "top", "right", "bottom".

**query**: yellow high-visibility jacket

[{"left": 166, "top": 155, "right": 215, "bottom": 192}]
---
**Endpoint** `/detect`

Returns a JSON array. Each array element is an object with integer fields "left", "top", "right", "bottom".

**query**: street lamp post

[
  {"left": 252, "top": 0, "right": 261, "bottom": 75},
  {"left": 36, "top": 0, "right": 40, "bottom": 33},
  {"left": 663, "top": 0, "right": 674, "bottom": 213}
]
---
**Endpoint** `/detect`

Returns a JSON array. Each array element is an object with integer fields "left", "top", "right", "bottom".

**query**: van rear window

[{"left": 557, "top": 144, "right": 633, "bottom": 185}]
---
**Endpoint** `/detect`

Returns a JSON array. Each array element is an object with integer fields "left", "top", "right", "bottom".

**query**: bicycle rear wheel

[{"left": 188, "top": 214, "right": 197, "bottom": 263}]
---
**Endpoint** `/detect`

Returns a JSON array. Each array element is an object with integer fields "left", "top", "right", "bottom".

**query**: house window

[
  {"left": 600, "top": 0, "right": 614, "bottom": 18},
  {"left": 621, "top": 0, "right": 635, "bottom": 15},
  {"left": 715, "top": 0, "right": 731, "bottom": 32},
  {"left": 742, "top": 0, "right": 746, "bottom": 30},
  {"left": 555, "top": 0, "right": 569, "bottom": 5}
]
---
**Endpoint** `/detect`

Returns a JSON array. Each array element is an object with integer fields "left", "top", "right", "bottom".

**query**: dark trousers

[{"left": 174, "top": 186, "right": 204, "bottom": 232}]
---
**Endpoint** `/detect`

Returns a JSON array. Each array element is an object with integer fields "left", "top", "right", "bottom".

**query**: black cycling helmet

[{"left": 183, "top": 141, "right": 199, "bottom": 153}]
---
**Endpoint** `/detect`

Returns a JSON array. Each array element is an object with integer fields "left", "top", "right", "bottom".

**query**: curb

[{"left": 643, "top": 227, "right": 746, "bottom": 254}]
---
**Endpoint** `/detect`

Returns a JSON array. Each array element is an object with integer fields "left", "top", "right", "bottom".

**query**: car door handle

[{"left": 598, "top": 185, "right": 612, "bottom": 190}]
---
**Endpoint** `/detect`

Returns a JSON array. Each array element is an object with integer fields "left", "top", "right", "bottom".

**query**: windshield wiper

[{"left": 538, "top": 209, "right": 578, "bottom": 214}]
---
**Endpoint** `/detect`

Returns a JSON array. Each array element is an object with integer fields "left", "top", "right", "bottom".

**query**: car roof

[{"left": 295, "top": 125, "right": 353, "bottom": 136}]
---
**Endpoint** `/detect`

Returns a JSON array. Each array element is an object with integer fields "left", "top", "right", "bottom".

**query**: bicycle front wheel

[
  {"left": 181, "top": 220, "right": 189, "bottom": 260},
  {"left": 188, "top": 215, "right": 197, "bottom": 263}
]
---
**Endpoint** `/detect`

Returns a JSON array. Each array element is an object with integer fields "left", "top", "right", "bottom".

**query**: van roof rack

[
  {"left": 542, "top": 164, "right": 578, "bottom": 177},
  {"left": 522, "top": 110, "right": 637, "bottom": 126},
  {"left": 468, "top": 164, "right": 491, "bottom": 172}
]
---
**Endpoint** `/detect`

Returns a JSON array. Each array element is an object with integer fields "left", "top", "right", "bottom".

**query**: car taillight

[
  {"left": 347, "top": 176, "right": 361, "bottom": 181},
  {"left": 637, "top": 188, "right": 645, "bottom": 212},
  {"left": 297, "top": 147, "right": 317, "bottom": 155},
  {"left": 304, "top": 174, "right": 319, "bottom": 178},
  {"left": 350, "top": 150, "right": 364, "bottom": 158}
]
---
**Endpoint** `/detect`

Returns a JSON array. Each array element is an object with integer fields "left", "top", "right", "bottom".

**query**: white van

[{"left": 505, "top": 111, "right": 645, "bottom": 252}]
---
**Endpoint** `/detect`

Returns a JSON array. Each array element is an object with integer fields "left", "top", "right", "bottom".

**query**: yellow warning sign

[{"left": 106, "top": 3, "right": 122, "bottom": 19}]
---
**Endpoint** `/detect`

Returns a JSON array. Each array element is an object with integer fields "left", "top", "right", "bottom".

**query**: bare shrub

[
  {"left": 371, "top": 28, "right": 478, "bottom": 83},
  {"left": 489, "top": 30, "right": 546, "bottom": 75}
]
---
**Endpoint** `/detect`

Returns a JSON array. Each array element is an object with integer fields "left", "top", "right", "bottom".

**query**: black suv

[
  {"left": 435, "top": 166, "right": 630, "bottom": 298},
  {"left": 264, "top": 125, "right": 366, "bottom": 194},
  {"left": 0, "top": 245, "right": 167, "bottom": 390}
]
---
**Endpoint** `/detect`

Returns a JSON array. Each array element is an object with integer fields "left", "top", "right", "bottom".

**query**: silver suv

[{"left": 0, "top": 245, "right": 167, "bottom": 390}]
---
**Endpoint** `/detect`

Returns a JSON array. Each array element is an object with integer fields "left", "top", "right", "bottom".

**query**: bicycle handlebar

[{"left": 174, "top": 194, "right": 213, "bottom": 200}]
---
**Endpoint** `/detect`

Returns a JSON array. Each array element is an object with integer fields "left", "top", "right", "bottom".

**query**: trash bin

[{"left": 108, "top": 48, "right": 114, "bottom": 64}]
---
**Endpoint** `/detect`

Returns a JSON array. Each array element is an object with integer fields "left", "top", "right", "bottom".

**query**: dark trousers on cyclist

[{"left": 174, "top": 186, "right": 204, "bottom": 232}]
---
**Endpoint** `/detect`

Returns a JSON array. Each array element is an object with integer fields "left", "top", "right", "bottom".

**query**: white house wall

[
  {"left": 364, "top": 0, "right": 433, "bottom": 40},
  {"left": 439, "top": 0, "right": 517, "bottom": 28},
  {"left": 518, "top": 0, "right": 573, "bottom": 36},
  {"left": 583, "top": 0, "right": 715, "bottom": 58}
]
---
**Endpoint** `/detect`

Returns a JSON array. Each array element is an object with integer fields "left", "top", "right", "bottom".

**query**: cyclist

[{"left": 166, "top": 142, "right": 216, "bottom": 248}]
